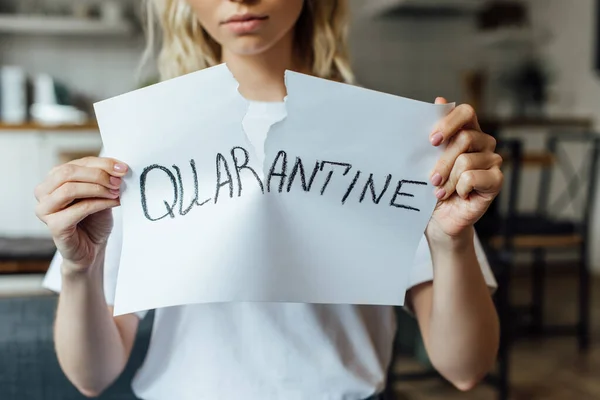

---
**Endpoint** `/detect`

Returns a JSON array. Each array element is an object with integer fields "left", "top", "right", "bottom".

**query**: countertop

[
  {"left": 0, "top": 121, "right": 99, "bottom": 132},
  {"left": 0, "top": 237, "right": 56, "bottom": 261},
  {"left": 3, "top": 117, "right": 591, "bottom": 132}
]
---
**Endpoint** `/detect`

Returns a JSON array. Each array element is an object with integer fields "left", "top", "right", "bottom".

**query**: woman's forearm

[
  {"left": 54, "top": 249, "right": 133, "bottom": 397},
  {"left": 424, "top": 227, "right": 499, "bottom": 390}
]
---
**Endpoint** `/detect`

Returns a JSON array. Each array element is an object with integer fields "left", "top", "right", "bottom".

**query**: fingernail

[
  {"left": 109, "top": 189, "right": 120, "bottom": 196},
  {"left": 430, "top": 132, "right": 443, "bottom": 146},
  {"left": 114, "top": 163, "right": 127, "bottom": 173},
  {"left": 430, "top": 173, "right": 443, "bottom": 186},
  {"left": 435, "top": 188, "right": 446, "bottom": 199},
  {"left": 109, "top": 176, "right": 121, "bottom": 186}
]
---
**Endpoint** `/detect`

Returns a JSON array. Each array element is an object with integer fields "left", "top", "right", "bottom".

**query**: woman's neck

[{"left": 222, "top": 32, "right": 306, "bottom": 102}]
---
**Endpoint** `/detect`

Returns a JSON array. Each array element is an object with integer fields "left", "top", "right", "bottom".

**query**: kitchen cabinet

[{"left": 0, "top": 129, "right": 102, "bottom": 237}]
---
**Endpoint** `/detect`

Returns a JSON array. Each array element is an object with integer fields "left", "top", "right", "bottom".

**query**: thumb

[{"left": 435, "top": 97, "right": 448, "bottom": 105}]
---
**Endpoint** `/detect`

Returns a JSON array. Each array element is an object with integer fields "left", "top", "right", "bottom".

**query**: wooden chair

[{"left": 490, "top": 132, "right": 600, "bottom": 351}]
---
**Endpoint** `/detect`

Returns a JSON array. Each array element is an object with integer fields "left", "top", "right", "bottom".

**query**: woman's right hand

[{"left": 35, "top": 157, "right": 129, "bottom": 275}]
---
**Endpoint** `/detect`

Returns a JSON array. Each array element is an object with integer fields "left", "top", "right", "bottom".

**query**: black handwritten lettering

[
  {"left": 267, "top": 150, "right": 288, "bottom": 193},
  {"left": 287, "top": 158, "right": 320, "bottom": 192},
  {"left": 140, "top": 148, "right": 428, "bottom": 221},
  {"left": 319, "top": 161, "right": 352, "bottom": 196},
  {"left": 140, "top": 164, "right": 178, "bottom": 221},
  {"left": 390, "top": 180, "right": 427, "bottom": 212},
  {"left": 231, "top": 146, "right": 264, "bottom": 196},
  {"left": 172, "top": 160, "right": 199, "bottom": 216},
  {"left": 342, "top": 170, "right": 361, "bottom": 204},
  {"left": 215, "top": 153, "right": 234, "bottom": 204},
  {"left": 360, "top": 173, "right": 392, "bottom": 204}
]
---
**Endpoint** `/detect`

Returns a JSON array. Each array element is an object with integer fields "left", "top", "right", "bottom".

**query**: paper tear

[
  {"left": 222, "top": 62, "right": 291, "bottom": 179},
  {"left": 222, "top": 62, "right": 258, "bottom": 173}
]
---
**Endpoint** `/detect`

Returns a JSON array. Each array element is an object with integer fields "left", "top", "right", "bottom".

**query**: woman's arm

[
  {"left": 54, "top": 249, "right": 139, "bottom": 397},
  {"left": 35, "top": 156, "right": 138, "bottom": 397},
  {"left": 408, "top": 227, "right": 499, "bottom": 391},
  {"left": 408, "top": 98, "right": 503, "bottom": 390}
]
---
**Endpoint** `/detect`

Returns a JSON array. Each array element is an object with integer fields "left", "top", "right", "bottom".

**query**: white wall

[
  {"left": 526, "top": 0, "right": 600, "bottom": 121},
  {"left": 348, "top": 1, "right": 478, "bottom": 103}
]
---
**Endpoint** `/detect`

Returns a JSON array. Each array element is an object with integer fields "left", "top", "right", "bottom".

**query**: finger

[
  {"left": 430, "top": 104, "right": 481, "bottom": 146},
  {"left": 68, "top": 157, "right": 128, "bottom": 176},
  {"left": 45, "top": 199, "right": 120, "bottom": 237},
  {"left": 431, "top": 97, "right": 449, "bottom": 145},
  {"left": 439, "top": 152, "right": 503, "bottom": 200},
  {"left": 46, "top": 157, "right": 127, "bottom": 179},
  {"left": 35, "top": 164, "right": 122, "bottom": 200},
  {"left": 37, "top": 182, "right": 120, "bottom": 216},
  {"left": 455, "top": 167, "right": 504, "bottom": 200},
  {"left": 430, "top": 130, "right": 497, "bottom": 187}
]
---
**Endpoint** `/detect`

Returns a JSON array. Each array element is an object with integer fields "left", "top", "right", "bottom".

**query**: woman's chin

[{"left": 224, "top": 36, "right": 278, "bottom": 57}]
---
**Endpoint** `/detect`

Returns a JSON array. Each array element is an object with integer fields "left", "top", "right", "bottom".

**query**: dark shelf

[{"left": 377, "top": 5, "right": 477, "bottom": 19}]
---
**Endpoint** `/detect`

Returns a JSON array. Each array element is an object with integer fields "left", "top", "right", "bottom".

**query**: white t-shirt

[{"left": 43, "top": 100, "right": 497, "bottom": 400}]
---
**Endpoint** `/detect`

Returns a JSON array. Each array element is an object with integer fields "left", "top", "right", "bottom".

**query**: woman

[{"left": 35, "top": 0, "right": 502, "bottom": 399}]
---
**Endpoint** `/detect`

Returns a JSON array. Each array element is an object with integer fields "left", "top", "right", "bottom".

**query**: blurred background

[{"left": 0, "top": 0, "right": 599, "bottom": 399}]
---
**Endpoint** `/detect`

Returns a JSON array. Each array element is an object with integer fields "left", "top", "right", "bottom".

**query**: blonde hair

[{"left": 143, "top": 0, "right": 354, "bottom": 83}]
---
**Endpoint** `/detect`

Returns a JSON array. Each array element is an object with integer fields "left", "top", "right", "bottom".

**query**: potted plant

[{"left": 498, "top": 57, "right": 554, "bottom": 117}]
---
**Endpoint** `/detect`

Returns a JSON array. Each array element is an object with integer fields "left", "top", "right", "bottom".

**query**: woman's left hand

[{"left": 426, "top": 97, "right": 504, "bottom": 241}]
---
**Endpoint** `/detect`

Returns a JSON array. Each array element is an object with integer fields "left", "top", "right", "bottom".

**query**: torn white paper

[{"left": 94, "top": 64, "right": 453, "bottom": 316}]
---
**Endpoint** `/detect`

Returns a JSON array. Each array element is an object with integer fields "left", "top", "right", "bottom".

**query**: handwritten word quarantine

[{"left": 139, "top": 146, "right": 427, "bottom": 222}]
